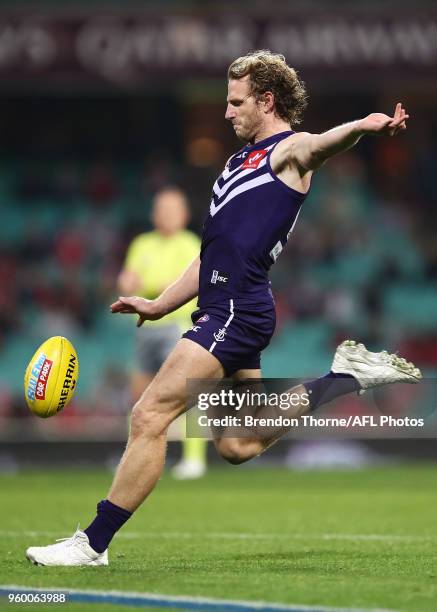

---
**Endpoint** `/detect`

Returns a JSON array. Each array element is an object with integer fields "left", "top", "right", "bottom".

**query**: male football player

[{"left": 26, "top": 50, "right": 420, "bottom": 566}]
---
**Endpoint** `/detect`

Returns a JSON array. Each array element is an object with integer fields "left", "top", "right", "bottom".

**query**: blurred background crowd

[{"left": 0, "top": 0, "right": 436, "bottom": 451}]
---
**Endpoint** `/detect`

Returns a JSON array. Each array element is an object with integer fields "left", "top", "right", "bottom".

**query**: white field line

[
  {"left": 0, "top": 585, "right": 398, "bottom": 612},
  {"left": 0, "top": 530, "right": 434, "bottom": 543}
]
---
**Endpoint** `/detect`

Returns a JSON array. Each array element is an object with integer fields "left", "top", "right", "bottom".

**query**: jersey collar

[{"left": 245, "top": 130, "right": 294, "bottom": 151}]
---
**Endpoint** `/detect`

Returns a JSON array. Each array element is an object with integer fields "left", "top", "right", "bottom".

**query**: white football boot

[
  {"left": 332, "top": 340, "right": 422, "bottom": 392},
  {"left": 26, "top": 528, "right": 108, "bottom": 566}
]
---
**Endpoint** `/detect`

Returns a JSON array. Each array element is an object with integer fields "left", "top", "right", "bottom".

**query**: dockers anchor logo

[{"left": 213, "top": 328, "right": 227, "bottom": 342}]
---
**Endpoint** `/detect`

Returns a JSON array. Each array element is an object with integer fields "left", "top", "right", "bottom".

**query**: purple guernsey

[{"left": 198, "top": 130, "right": 309, "bottom": 310}]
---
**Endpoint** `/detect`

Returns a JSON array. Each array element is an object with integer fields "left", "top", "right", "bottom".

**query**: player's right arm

[
  {"left": 285, "top": 102, "right": 409, "bottom": 172},
  {"left": 110, "top": 256, "right": 200, "bottom": 327}
]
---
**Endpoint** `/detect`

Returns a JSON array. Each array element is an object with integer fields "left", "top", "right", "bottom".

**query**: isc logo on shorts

[{"left": 211, "top": 270, "right": 228, "bottom": 284}]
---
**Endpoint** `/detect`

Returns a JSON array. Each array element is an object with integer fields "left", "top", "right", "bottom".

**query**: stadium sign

[{"left": 0, "top": 13, "right": 435, "bottom": 86}]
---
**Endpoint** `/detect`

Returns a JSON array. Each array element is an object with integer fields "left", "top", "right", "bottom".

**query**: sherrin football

[{"left": 24, "top": 336, "right": 79, "bottom": 418}]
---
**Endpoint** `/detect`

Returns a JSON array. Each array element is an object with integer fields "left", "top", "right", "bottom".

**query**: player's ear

[{"left": 262, "top": 91, "right": 275, "bottom": 114}]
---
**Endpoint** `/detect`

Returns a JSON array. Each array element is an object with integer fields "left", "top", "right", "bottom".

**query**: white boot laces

[
  {"left": 55, "top": 525, "right": 82, "bottom": 547},
  {"left": 379, "top": 350, "right": 392, "bottom": 364}
]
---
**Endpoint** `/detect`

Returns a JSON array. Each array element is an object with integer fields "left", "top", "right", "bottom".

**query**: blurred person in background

[{"left": 117, "top": 187, "right": 206, "bottom": 479}]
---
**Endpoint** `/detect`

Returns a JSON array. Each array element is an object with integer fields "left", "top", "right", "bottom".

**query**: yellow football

[{"left": 24, "top": 336, "right": 79, "bottom": 418}]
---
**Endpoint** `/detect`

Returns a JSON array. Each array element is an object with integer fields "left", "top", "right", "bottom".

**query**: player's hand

[
  {"left": 359, "top": 103, "right": 409, "bottom": 137},
  {"left": 110, "top": 296, "right": 164, "bottom": 327}
]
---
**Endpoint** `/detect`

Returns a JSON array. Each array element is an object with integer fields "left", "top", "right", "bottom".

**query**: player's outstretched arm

[
  {"left": 110, "top": 256, "right": 200, "bottom": 327},
  {"left": 291, "top": 102, "right": 409, "bottom": 171}
]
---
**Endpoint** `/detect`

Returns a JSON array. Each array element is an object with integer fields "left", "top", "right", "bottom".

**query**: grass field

[{"left": 1, "top": 464, "right": 437, "bottom": 611}]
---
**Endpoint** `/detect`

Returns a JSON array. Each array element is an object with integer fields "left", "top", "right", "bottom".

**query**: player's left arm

[{"left": 284, "top": 102, "right": 409, "bottom": 172}]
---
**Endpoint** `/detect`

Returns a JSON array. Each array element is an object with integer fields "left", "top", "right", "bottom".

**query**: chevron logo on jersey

[
  {"left": 242, "top": 149, "right": 267, "bottom": 169},
  {"left": 210, "top": 144, "right": 275, "bottom": 217}
]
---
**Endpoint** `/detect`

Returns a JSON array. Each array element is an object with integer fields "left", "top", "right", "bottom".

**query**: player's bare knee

[
  {"left": 215, "top": 438, "right": 258, "bottom": 465},
  {"left": 130, "top": 381, "right": 182, "bottom": 438},
  {"left": 130, "top": 401, "right": 169, "bottom": 439}
]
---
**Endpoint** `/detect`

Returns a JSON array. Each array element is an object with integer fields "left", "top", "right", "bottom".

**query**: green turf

[{"left": 1, "top": 465, "right": 437, "bottom": 611}]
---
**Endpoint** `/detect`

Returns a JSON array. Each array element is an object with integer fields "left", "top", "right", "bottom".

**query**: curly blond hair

[{"left": 228, "top": 50, "right": 308, "bottom": 126}]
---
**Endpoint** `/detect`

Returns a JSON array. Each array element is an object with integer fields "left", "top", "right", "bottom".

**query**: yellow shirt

[{"left": 124, "top": 230, "right": 200, "bottom": 328}]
